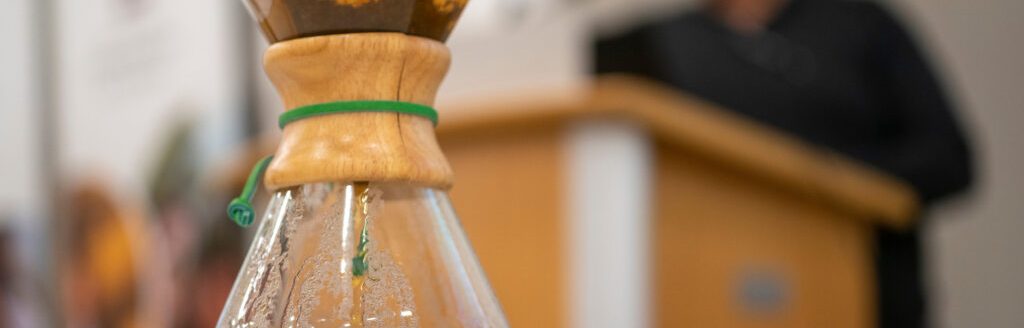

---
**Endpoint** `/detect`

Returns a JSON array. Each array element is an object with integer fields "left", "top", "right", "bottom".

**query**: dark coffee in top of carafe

[{"left": 244, "top": 0, "right": 468, "bottom": 43}]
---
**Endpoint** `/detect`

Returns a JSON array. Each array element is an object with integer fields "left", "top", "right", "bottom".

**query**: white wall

[
  {"left": 0, "top": 0, "right": 41, "bottom": 219},
  {"left": 440, "top": 0, "right": 589, "bottom": 110},
  {"left": 890, "top": 0, "right": 1024, "bottom": 327},
  {"left": 440, "top": 0, "right": 693, "bottom": 109},
  {"left": 54, "top": 0, "right": 242, "bottom": 198}
]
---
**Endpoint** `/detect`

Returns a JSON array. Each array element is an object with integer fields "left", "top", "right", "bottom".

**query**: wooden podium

[{"left": 436, "top": 76, "right": 918, "bottom": 328}]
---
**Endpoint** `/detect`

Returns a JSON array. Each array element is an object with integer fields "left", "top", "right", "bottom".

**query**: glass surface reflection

[{"left": 218, "top": 183, "right": 506, "bottom": 327}]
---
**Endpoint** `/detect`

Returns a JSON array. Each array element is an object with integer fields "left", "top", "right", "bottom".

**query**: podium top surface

[{"left": 438, "top": 75, "right": 919, "bottom": 228}]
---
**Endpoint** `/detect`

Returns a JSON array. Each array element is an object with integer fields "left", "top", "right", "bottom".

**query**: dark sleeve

[
  {"left": 864, "top": 3, "right": 974, "bottom": 203},
  {"left": 593, "top": 26, "right": 661, "bottom": 78}
]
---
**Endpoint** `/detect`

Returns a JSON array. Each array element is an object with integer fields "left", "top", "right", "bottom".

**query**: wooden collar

[{"left": 262, "top": 33, "right": 454, "bottom": 190}]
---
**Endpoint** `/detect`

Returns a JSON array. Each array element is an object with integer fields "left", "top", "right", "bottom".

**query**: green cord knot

[
  {"left": 227, "top": 197, "right": 256, "bottom": 227},
  {"left": 227, "top": 156, "right": 273, "bottom": 227}
]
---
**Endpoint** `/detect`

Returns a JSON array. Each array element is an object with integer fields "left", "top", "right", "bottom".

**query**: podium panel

[
  {"left": 437, "top": 76, "right": 916, "bottom": 328},
  {"left": 654, "top": 147, "right": 873, "bottom": 328},
  {"left": 443, "top": 127, "right": 568, "bottom": 328}
]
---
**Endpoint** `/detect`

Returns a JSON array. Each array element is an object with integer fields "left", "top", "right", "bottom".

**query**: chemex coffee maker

[{"left": 218, "top": 1, "right": 509, "bottom": 327}]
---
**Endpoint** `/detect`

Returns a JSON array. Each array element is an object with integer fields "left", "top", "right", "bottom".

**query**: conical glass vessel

[{"left": 218, "top": 183, "right": 505, "bottom": 327}]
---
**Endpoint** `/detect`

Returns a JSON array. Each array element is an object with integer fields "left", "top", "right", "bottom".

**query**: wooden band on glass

[{"left": 262, "top": 33, "right": 455, "bottom": 190}]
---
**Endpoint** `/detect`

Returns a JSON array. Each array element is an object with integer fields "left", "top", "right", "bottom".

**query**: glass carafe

[{"left": 218, "top": 183, "right": 505, "bottom": 327}]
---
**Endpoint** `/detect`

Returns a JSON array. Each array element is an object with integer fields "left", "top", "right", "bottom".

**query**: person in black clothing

[{"left": 594, "top": 0, "right": 973, "bottom": 327}]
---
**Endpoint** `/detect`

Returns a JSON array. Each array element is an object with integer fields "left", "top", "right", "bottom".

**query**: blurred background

[{"left": 0, "top": 0, "right": 1021, "bottom": 327}]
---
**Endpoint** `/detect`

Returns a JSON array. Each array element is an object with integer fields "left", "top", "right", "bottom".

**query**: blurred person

[
  {"left": 1, "top": 226, "right": 15, "bottom": 325},
  {"left": 173, "top": 136, "right": 272, "bottom": 327},
  {"left": 594, "top": 0, "right": 973, "bottom": 327},
  {"left": 0, "top": 226, "right": 39, "bottom": 327},
  {"left": 63, "top": 181, "right": 173, "bottom": 328},
  {"left": 64, "top": 182, "right": 140, "bottom": 328},
  {"left": 179, "top": 219, "right": 244, "bottom": 328},
  {"left": 148, "top": 120, "right": 205, "bottom": 328}
]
